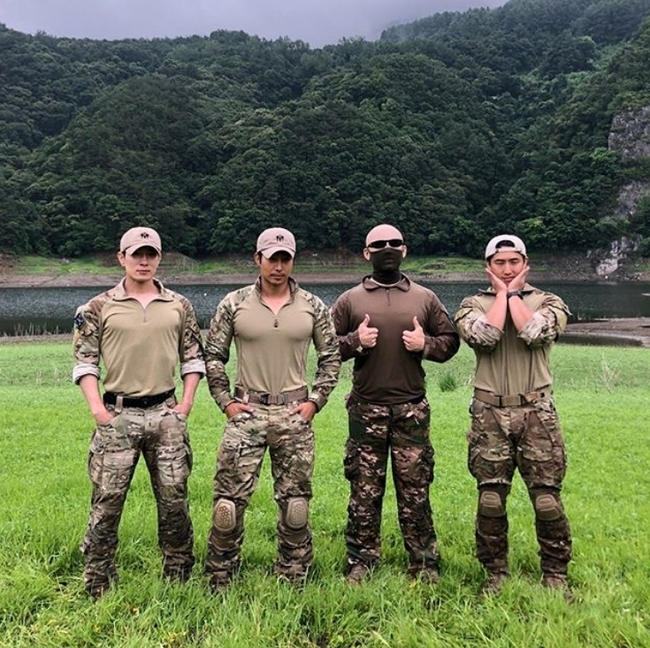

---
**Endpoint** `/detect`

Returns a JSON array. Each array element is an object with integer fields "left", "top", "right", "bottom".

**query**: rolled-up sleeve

[
  {"left": 72, "top": 300, "right": 103, "bottom": 384},
  {"left": 179, "top": 297, "right": 206, "bottom": 377},
  {"left": 454, "top": 298, "right": 503, "bottom": 352},
  {"left": 519, "top": 295, "right": 570, "bottom": 347}
]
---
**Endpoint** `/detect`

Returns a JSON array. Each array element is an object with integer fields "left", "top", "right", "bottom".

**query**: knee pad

[
  {"left": 213, "top": 498, "right": 237, "bottom": 533},
  {"left": 284, "top": 497, "right": 309, "bottom": 530},
  {"left": 479, "top": 490, "right": 505, "bottom": 518},
  {"left": 534, "top": 493, "right": 563, "bottom": 521}
]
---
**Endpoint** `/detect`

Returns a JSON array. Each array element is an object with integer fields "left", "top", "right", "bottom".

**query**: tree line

[{"left": 1, "top": 0, "right": 650, "bottom": 258}]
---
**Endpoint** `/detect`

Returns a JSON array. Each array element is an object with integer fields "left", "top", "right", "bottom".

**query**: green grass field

[{"left": 0, "top": 341, "right": 649, "bottom": 647}]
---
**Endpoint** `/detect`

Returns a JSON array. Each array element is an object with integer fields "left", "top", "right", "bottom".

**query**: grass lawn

[{"left": 0, "top": 341, "right": 648, "bottom": 647}]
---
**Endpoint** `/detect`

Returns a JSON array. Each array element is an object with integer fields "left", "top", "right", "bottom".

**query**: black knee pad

[
  {"left": 479, "top": 490, "right": 505, "bottom": 518},
  {"left": 534, "top": 493, "right": 563, "bottom": 521}
]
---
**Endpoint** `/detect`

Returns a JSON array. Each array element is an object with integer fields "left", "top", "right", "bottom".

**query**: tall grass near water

[{"left": 0, "top": 341, "right": 649, "bottom": 647}]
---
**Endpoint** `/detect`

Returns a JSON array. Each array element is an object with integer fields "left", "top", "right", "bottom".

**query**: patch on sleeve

[{"left": 74, "top": 311, "right": 86, "bottom": 331}]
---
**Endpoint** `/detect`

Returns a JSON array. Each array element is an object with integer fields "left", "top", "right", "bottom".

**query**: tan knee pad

[
  {"left": 284, "top": 497, "right": 309, "bottom": 530},
  {"left": 534, "top": 493, "right": 563, "bottom": 521},
  {"left": 479, "top": 490, "right": 505, "bottom": 517},
  {"left": 213, "top": 498, "right": 237, "bottom": 533}
]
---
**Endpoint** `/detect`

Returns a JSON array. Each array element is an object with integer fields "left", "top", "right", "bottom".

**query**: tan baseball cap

[
  {"left": 120, "top": 227, "right": 162, "bottom": 255},
  {"left": 256, "top": 227, "right": 296, "bottom": 258},
  {"left": 485, "top": 234, "right": 527, "bottom": 259}
]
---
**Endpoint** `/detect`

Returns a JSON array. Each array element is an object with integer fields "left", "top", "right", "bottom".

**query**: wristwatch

[{"left": 506, "top": 290, "right": 524, "bottom": 300}]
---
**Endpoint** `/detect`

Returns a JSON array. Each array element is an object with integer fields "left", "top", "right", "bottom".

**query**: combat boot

[
  {"left": 480, "top": 570, "right": 508, "bottom": 596},
  {"left": 345, "top": 562, "right": 372, "bottom": 585},
  {"left": 208, "top": 570, "right": 233, "bottom": 594},
  {"left": 407, "top": 566, "right": 440, "bottom": 585},
  {"left": 542, "top": 572, "right": 574, "bottom": 602}
]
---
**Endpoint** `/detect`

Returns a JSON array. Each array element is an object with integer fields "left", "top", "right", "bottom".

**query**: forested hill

[{"left": 2, "top": 0, "right": 650, "bottom": 259}]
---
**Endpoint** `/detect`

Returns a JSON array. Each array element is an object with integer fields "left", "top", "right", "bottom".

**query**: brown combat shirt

[{"left": 331, "top": 275, "right": 460, "bottom": 404}]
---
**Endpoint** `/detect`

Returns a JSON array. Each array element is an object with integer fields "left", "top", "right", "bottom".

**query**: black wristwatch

[{"left": 506, "top": 290, "right": 524, "bottom": 300}]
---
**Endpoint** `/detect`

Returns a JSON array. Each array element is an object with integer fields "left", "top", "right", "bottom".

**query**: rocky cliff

[{"left": 597, "top": 105, "right": 650, "bottom": 277}]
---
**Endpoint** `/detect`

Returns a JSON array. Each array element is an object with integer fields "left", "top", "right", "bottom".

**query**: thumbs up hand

[
  {"left": 358, "top": 313, "right": 379, "bottom": 349},
  {"left": 402, "top": 315, "right": 425, "bottom": 352}
]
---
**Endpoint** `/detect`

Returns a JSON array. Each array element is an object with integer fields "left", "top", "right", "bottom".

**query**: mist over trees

[{"left": 2, "top": 0, "right": 650, "bottom": 258}]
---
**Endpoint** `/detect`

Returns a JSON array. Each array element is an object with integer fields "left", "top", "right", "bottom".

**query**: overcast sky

[{"left": 1, "top": 0, "right": 506, "bottom": 48}]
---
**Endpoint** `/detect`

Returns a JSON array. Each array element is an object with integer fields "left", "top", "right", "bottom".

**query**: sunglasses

[{"left": 367, "top": 239, "right": 404, "bottom": 249}]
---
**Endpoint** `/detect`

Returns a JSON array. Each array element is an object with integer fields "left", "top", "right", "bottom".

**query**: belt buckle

[{"left": 259, "top": 393, "right": 271, "bottom": 405}]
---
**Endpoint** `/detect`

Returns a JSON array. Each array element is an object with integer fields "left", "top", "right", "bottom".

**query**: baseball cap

[
  {"left": 120, "top": 227, "right": 162, "bottom": 255},
  {"left": 256, "top": 227, "right": 296, "bottom": 258},
  {"left": 485, "top": 234, "right": 527, "bottom": 259}
]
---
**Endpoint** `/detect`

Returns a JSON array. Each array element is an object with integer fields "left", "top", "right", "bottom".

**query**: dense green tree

[{"left": 2, "top": 0, "right": 650, "bottom": 257}]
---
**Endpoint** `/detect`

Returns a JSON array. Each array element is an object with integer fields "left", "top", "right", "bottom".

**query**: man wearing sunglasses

[
  {"left": 454, "top": 234, "right": 573, "bottom": 600},
  {"left": 331, "top": 223, "right": 460, "bottom": 585}
]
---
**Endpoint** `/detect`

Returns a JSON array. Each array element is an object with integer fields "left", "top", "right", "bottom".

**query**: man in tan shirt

[
  {"left": 204, "top": 227, "right": 340, "bottom": 591},
  {"left": 454, "top": 234, "right": 573, "bottom": 600},
  {"left": 73, "top": 226, "right": 205, "bottom": 599}
]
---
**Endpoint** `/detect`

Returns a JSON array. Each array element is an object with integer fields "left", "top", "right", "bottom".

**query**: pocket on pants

[{"left": 157, "top": 443, "right": 191, "bottom": 486}]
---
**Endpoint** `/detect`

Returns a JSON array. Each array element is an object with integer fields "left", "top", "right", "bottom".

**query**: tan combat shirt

[
  {"left": 72, "top": 279, "right": 205, "bottom": 397},
  {"left": 454, "top": 284, "right": 570, "bottom": 395},
  {"left": 205, "top": 277, "right": 341, "bottom": 412}
]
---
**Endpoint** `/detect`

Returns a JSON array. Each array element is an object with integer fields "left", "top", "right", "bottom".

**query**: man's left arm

[
  {"left": 518, "top": 292, "right": 570, "bottom": 347},
  {"left": 177, "top": 297, "right": 206, "bottom": 416},
  {"left": 294, "top": 297, "right": 341, "bottom": 420}
]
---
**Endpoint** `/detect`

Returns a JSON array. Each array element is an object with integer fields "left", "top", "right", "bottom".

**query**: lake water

[{"left": 2, "top": 280, "right": 650, "bottom": 337}]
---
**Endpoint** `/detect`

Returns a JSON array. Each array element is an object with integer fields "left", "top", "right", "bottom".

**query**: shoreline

[{"left": 1, "top": 269, "right": 649, "bottom": 289}]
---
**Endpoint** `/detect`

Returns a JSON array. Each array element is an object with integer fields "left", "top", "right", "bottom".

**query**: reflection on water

[{"left": 2, "top": 280, "right": 650, "bottom": 337}]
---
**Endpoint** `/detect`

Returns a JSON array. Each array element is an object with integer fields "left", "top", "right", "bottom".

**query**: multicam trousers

[
  {"left": 467, "top": 396, "right": 572, "bottom": 575},
  {"left": 343, "top": 395, "right": 439, "bottom": 574},
  {"left": 205, "top": 403, "right": 314, "bottom": 579},
  {"left": 82, "top": 398, "right": 194, "bottom": 594}
]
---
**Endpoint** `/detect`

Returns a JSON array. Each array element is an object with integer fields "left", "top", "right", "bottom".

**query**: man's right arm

[
  {"left": 454, "top": 295, "right": 503, "bottom": 351},
  {"left": 204, "top": 295, "right": 236, "bottom": 411},
  {"left": 72, "top": 296, "right": 112, "bottom": 425}
]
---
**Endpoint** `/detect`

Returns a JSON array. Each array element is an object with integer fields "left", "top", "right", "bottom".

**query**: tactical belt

[
  {"left": 473, "top": 388, "right": 550, "bottom": 408},
  {"left": 103, "top": 388, "right": 175, "bottom": 409},
  {"left": 234, "top": 386, "right": 308, "bottom": 406}
]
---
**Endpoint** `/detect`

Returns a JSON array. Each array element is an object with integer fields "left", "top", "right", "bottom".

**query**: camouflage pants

[
  {"left": 205, "top": 403, "right": 314, "bottom": 579},
  {"left": 467, "top": 396, "right": 572, "bottom": 575},
  {"left": 344, "top": 396, "right": 438, "bottom": 573},
  {"left": 82, "top": 398, "right": 194, "bottom": 594}
]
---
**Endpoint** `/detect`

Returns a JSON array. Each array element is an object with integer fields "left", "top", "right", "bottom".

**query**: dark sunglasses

[{"left": 367, "top": 239, "right": 404, "bottom": 249}]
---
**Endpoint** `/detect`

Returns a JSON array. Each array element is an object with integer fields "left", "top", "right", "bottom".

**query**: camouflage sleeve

[
  {"left": 454, "top": 296, "right": 503, "bottom": 351},
  {"left": 331, "top": 292, "right": 364, "bottom": 362},
  {"left": 72, "top": 294, "right": 107, "bottom": 384},
  {"left": 178, "top": 295, "right": 206, "bottom": 377},
  {"left": 308, "top": 294, "right": 342, "bottom": 411},
  {"left": 422, "top": 295, "right": 460, "bottom": 363},
  {"left": 519, "top": 292, "right": 570, "bottom": 347},
  {"left": 205, "top": 294, "right": 236, "bottom": 411}
]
